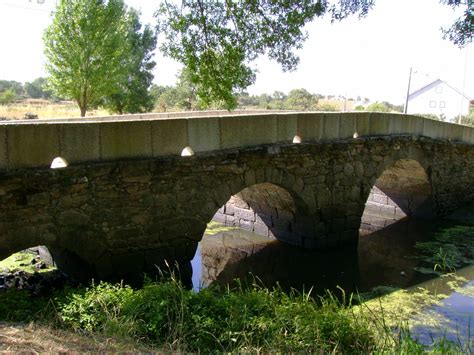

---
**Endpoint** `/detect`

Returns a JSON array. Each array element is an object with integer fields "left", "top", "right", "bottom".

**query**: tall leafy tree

[
  {"left": 44, "top": 0, "right": 129, "bottom": 117},
  {"left": 155, "top": 1, "right": 374, "bottom": 109},
  {"left": 157, "top": 0, "right": 472, "bottom": 110},
  {"left": 105, "top": 8, "right": 157, "bottom": 114},
  {"left": 441, "top": 0, "right": 474, "bottom": 47}
]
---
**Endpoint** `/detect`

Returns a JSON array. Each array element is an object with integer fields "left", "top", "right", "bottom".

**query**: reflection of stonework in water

[
  {"left": 212, "top": 183, "right": 305, "bottom": 245},
  {"left": 361, "top": 159, "right": 432, "bottom": 234},
  {"left": 198, "top": 218, "right": 439, "bottom": 293},
  {"left": 199, "top": 227, "right": 361, "bottom": 293}
]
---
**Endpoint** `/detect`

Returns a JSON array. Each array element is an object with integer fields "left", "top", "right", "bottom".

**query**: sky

[{"left": 0, "top": 0, "right": 472, "bottom": 105}]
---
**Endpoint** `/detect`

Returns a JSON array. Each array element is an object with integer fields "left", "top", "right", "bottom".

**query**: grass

[
  {"left": 0, "top": 222, "right": 472, "bottom": 352},
  {"left": 0, "top": 277, "right": 470, "bottom": 353},
  {"left": 0, "top": 101, "right": 109, "bottom": 120}
]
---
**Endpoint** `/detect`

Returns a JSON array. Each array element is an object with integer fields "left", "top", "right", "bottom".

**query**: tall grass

[
  {"left": 0, "top": 101, "right": 109, "bottom": 119},
  {"left": 0, "top": 277, "right": 467, "bottom": 353}
]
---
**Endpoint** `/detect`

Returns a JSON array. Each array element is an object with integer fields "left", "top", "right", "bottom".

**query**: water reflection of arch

[
  {"left": 361, "top": 153, "right": 432, "bottom": 234},
  {"left": 210, "top": 182, "right": 315, "bottom": 248},
  {"left": 199, "top": 228, "right": 360, "bottom": 293}
]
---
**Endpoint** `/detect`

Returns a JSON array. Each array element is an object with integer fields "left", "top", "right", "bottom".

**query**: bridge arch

[
  {"left": 361, "top": 156, "right": 432, "bottom": 234},
  {"left": 209, "top": 181, "right": 314, "bottom": 247}
]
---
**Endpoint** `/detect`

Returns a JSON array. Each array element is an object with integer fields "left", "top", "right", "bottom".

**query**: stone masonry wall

[
  {"left": 361, "top": 159, "right": 432, "bottom": 233},
  {"left": 212, "top": 183, "right": 303, "bottom": 245},
  {"left": 0, "top": 136, "right": 473, "bottom": 282}
]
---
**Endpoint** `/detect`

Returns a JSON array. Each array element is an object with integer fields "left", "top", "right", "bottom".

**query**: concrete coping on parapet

[
  {"left": 0, "top": 109, "right": 293, "bottom": 125},
  {"left": 0, "top": 111, "right": 473, "bottom": 170}
]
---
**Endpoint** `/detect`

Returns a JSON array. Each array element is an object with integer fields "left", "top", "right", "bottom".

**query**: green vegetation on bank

[
  {"left": 0, "top": 277, "right": 469, "bottom": 353},
  {"left": 0, "top": 221, "right": 472, "bottom": 352}
]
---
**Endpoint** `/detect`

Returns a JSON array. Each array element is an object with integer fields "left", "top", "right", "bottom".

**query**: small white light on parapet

[
  {"left": 181, "top": 146, "right": 195, "bottom": 157},
  {"left": 50, "top": 157, "right": 68, "bottom": 169}
]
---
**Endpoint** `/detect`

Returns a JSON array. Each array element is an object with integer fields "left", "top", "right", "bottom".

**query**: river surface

[{"left": 191, "top": 218, "right": 474, "bottom": 346}]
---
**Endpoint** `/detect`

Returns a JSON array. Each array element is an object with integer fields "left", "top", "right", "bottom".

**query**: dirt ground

[{"left": 0, "top": 322, "right": 155, "bottom": 353}]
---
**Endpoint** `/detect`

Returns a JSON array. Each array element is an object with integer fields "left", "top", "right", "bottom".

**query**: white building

[{"left": 407, "top": 79, "right": 471, "bottom": 122}]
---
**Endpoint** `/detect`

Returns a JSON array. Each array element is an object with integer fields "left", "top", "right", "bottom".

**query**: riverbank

[{"left": 0, "top": 218, "right": 472, "bottom": 352}]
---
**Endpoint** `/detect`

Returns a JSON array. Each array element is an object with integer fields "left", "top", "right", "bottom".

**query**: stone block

[
  {"left": 369, "top": 113, "right": 389, "bottom": 136},
  {"left": 225, "top": 215, "right": 238, "bottom": 226},
  {"left": 151, "top": 119, "right": 188, "bottom": 156},
  {"left": 422, "top": 118, "right": 442, "bottom": 139},
  {"left": 60, "top": 123, "right": 100, "bottom": 164},
  {"left": 239, "top": 219, "right": 254, "bottom": 231},
  {"left": 100, "top": 121, "right": 152, "bottom": 160},
  {"left": 220, "top": 114, "right": 278, "bottom": 149},
  {"left": 339, "top": 113, "right": 357, "bottom": 139},
  {"left": 323, "top": 113, "right": 340, "bottom": 139},
  {"left": 0, "top": 126, "right": 7, "bottom": 170},
  {"left": 356, "top": 113, "right": 371, "bottom": 137},
  {"left": 462, "top": 126, "right": 471, "bottom": 143},
  {"left": 297, "top": 113, "right": 324, "bottom": 141},
  {"left": 234, "top": 206, "right": 255, "bottom": 221},
  {"left": 7, "top": 123, "right": 60, "bottom": 168},
  {"left": 224, "top": 203, "right": 235, "bottom": 215},
  {"left": 449, "top": 124, "right": 463, "bottom": 142},
  {"left": 277, "top": 114, "right": 297, "bottom": 142},
  {"left": 388, "top": 114, "right": 403, "bottom": 134},
  {"left": 187, "top": 116, "right": 220, "bottom": 152},
  {"left": 378, "top": 204, "right": 395, "bottom": 219},
  {"left": 253, "top": 222, "right": 269, "bottom": 236},
  {"left": 470, "top": 127, "right": 474, "bottom": 145},
  {"left": 410, "top": 115, "right": 424, "bottom": 136},
  {"left": 372, "top": 193, "right": 388, "bottom": 204},
  {"left": 363, "top": 202, "right": 381, "bottom": 216},
  {"left": 212, "top": 212, "right": 226, "bottom": 224}
]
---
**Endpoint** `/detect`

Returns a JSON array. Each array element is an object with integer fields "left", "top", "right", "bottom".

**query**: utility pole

[{"left": 404, "top": 67, "right": 413, "bottom": 114}]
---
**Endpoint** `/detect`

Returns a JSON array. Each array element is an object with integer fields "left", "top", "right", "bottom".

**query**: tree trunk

[{"left": 80, "top": 106, "right": 86, "bottom": 117}]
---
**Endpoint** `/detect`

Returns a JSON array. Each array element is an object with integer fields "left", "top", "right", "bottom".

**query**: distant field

[{"left": 0, "top": 100, "right": 110, "bottom": 120}]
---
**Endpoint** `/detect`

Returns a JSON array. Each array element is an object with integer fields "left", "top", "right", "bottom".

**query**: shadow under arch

[
  {"left": 209, "top": 182, "right": 313, "bottom": 247},
  {"left": 361, "top": 158, "right": 432, "bottom": 234}
]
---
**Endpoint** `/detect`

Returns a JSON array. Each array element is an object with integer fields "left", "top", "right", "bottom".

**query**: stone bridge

[{"left": 0, "top": 111, "right": 474, "bottom": 282}]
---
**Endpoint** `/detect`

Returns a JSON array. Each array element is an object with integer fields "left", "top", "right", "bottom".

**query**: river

[{"left": 191, "top": 217, "right": 474, "bottom": 346}]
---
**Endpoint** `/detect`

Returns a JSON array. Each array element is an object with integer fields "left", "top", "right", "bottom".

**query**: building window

[
  {"left": 430, "top": 100, "right": 437, "bottom": 108},
  {"left": 440, "top": 101, "right": 446, "bottom": 108},
  {"left": 435, "top": 86, "right": 443, "bottom": 94}
]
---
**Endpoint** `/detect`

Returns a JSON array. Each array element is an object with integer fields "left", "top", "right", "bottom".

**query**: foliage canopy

[
  {"left": 157, "top": 0, "right": 472, "bottom": 110},
  {"left": 44, "top": 0, "right": 130, "bottom": 117},
  {"left": 105, "top": 8, "right": 157, "bottom": 114}
]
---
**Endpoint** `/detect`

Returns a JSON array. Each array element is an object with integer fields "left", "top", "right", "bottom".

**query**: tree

[
  {"left": 44, "top": 0, "right": 129, "bottom": 117},
  {"left": 285, "top": 88, "right": 316, "bottom": 110},
  {"left": 441, "top": 0, "right": 474, "bottom": 47},
  {"left": 105, "top": 8, "right": 157, "bottom": 114},
  {"left": 366, "top": 102, "right": 390, "bottom": 112},
  {"left": 0, "top": 80, "right": 24, "bottom": 97},
  {"left": 156, "top": 1, "right": 373, "bottom": 110},
  {"left": 157, "top": 0, "right": 472, "bottom": 110},
  {"left": 0, "top": 89, "right": 16, "bottom": 105},
  {"left": 24, "top": 77, "right": 52, "bottom": 99}
]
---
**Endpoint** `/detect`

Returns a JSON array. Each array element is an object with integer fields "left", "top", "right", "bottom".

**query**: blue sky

[{"left": 0, "top": 0, "right": 472, "bottom": 104}]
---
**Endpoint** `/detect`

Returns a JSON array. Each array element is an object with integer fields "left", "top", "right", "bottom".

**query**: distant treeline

[
  {"left": 2, "top": 74, "right": 405, "bottom": 115},
  {"left": 150, "top": 70, "right": 404, "bottom": 113},
  {"left": 0, "top": 78, "right": 54, "bottom": 103}
]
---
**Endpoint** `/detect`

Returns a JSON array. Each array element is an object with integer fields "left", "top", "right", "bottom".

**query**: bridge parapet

[{"left": 0, "top": 112, "right": 473, "bottom": 169}]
